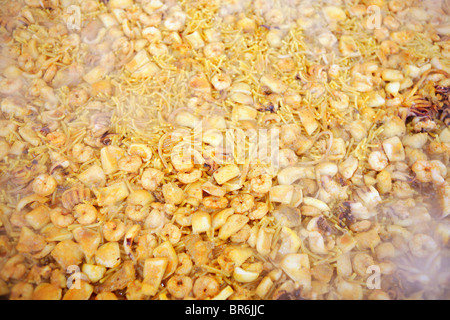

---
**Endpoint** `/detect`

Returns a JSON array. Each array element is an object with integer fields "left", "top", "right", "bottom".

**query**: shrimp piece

[
  {"left": 102, "top": 219, "right": 126, "bottom": 242},
  {"left": 9, "top": 282, "right": 33, "bottom": 300},
  {"left": 236, "top": 16, "right": 257, "bottom": 33},
  {"left": 248, "top": 166, "right": 269, "bottom": 180},
  {"left": 375, "top": 242, "right": 396, "bottom": 261},
  {"left": 392, "top": 180, "right": 415, "bottom": 199},
  {"left": 276, "top": 56, "right": 295, "bottom": 73},
  {"left": 141, "top": 168, "right": 164, "bottom": 191},
  {"left": 46, "top": 131, "right": 66, "bottom": 148},
  {"left": 118, "top": 155, "right": 142, "bottom": 173},
  {"left": 68, "top": 88, "right": 89, "bottom": 107},
  {"left": 161, "top": 223, "right": 182, "bottom": 244},
  {"left": 390, "top": 30, "right": 415, "bottom": 45},
  {"left": 203, "top": 41, "right": 225, "bottom": 58},
  {"left": 320, "top": 176, "right": 348, "bottom": 202},
  {"left": 42, "top": 63, "right": 58, "bottom": 83},
  {"left": 0, "top": 254, "right": 27, "bottom": 281},
  {"left": 202, "top": 196, "right": 228, "bottom": 209},
  {"left": 167, "top": 275, "right": 193, "bottom": 299},
  {"left": 17, "top": 53, "right": 35, "bottom": 73},
  {"left": 128, "top": 143, "right": 152, "bottom": 162},
  {"left": 139, "top": 13, "right": 161, "bottom": 27},
  {"left": 412, "top": 117, "right": 438, "bottom": 133},
  {"left": 352, "top": 252, "right": 375, "bottom": 277},
  {"left": 50, "top": 207, "right": 75, "bottom": 228},
  {"left": 0, "top": 119, "right": 17, "bottom": 137},
  {"left": 426, "top": 141, "right": 449, "bottom": 156},
  {"left": 72, "top": 143, "right": 94, "bottom": 163},
  {"left": 380, "top": 40, "right": 399, "bottom": 56},
  {"left": 229, "top": 224, "right": 251, "bottom": 243},
  {"left": 95, "top": 292, "right": 118, "bottom": 300},
  {"left": 388, "top": 0, "right": 405, "bottom": 12},
  {"left": 135, "top": 234, "right": 158, "bottom": 261},
  {"left": 278, "top": 148, "right": 298, "bottom": 168},
  {"left": 144, "top": 208, "right": 166, "bottom": 232},
  {"left": 175, "top": 252, "right": 193, "bottom": 275},
  {"left": 250, "top": 174, "right": 273, "bottom": 194},
  {"left": 249, "top": 202, "right": 269, "bottom": 220},
  {"left": 73, "top": 203, "right": 98, "bottom": 225},
  {"left": 184, "top": 234, "right": 213, "bottom": 267},
  {"left": 0, "top": 235, "right": 12, "bottom": 258},
  {"left": 164, "top": 10, "right": 187, "bottom": 31},
  {"left": 162, "top": 182, "right": 185, "bottom": 205},
  {"left": 127, "top": 190, "right": 154, "bottom": 207},
  {"left": 329, "top": 91, "right": 349, "bottom": 110},
  {"left": 411, "top": 160, "right": 447, "bottom": 184},
  {"left": 28, "top": 79, "right": 46, "bottom": 98},
  {"left": 32, "top": 174, "right": 57, "bottom": 197},
  {"left": 177, "top": 169, "right": 202, "bottom": 184},
  {"left": 147, "top": 41, "right": 168, "bottom": 56},
  {"left": 174, "top": 207, "right": 192, "bottom": 227},
  {"left": 368, "top": 151, "right": 389, "bottom": 172},
  {"left": 351, "top": 80, "right": 373, "bottom": 93},
  {"left": 383, "top": 16, "right": 400, "bottom": 31},
  {"left": 125, "top": 190, "right": 153, "bottom": 222},
  {"left": 230, "top": 194, "right": 255, "bottom": 214},
  {"left": 211, "top": 73, "right": 232, "bottom": 91},
  {"left": 409, "top": 233, "right": 438, "bottom": 258},
  {"left": 151, "top": 202, "right": 177, "bottom": 216},
  {"left": 280, "top": 124, "right": 302, "bottom": 148},
  {"left": 171, "top": 152, "right": 195, "bottom": 172},
  {"left": 193, "top": 275, "right": 220, "bottom": 299},
  {"left": 368, "top": 290, "right": 391, "bottom": 300},
  {"left": 0, "top": 78, "right": 23, "bottom": 96}
]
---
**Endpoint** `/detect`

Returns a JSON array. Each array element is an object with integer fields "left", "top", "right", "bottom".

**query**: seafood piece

[
  {"left": 62, "top": 184, "right": 91, "bottom": 210},
  {"left": 193, "top": 275, "right": 219, "bottom": 299},
  {"left": 95, "top": 261, "right": 136, "bottom": 293}
]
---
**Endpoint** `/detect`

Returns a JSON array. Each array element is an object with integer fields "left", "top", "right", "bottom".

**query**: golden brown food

[{"left": 0, "top": 0, "right": 449, "bottom": 300}]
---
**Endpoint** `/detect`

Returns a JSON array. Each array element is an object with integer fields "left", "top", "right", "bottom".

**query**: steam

[{"left": 0, "top": 0, "right": 449, "bottom": 300}]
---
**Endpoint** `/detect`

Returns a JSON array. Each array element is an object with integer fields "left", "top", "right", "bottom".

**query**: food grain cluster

[{"left": 0, "top": 0, "right": 449, "bottom": 300}]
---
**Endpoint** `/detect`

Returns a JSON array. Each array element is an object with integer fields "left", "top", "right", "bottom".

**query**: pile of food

[{"left": 0, "top": 0, "right": 449, "bottom": 300}]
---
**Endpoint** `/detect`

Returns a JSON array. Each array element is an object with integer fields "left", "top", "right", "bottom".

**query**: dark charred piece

[
  {"left": 439, "top": 104, "right": 450, "bottom": 126},
  {"left": 100, "top": 132, "right": 115, "bottom": 145},
  {"left": 256, "top": 103, "right": 276, "bottom": 113},
  {"left": 336, "top": 201, "right": 354, "bottom": 228},
  {"left": 274, "top": 288, "right": 303, "bottom": 300},
  {"left": 317, "top": 216, "right": 334, "bottom": 234},
  {"left": 406, "top": 84, "right": 450, "bottom": 128}
]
